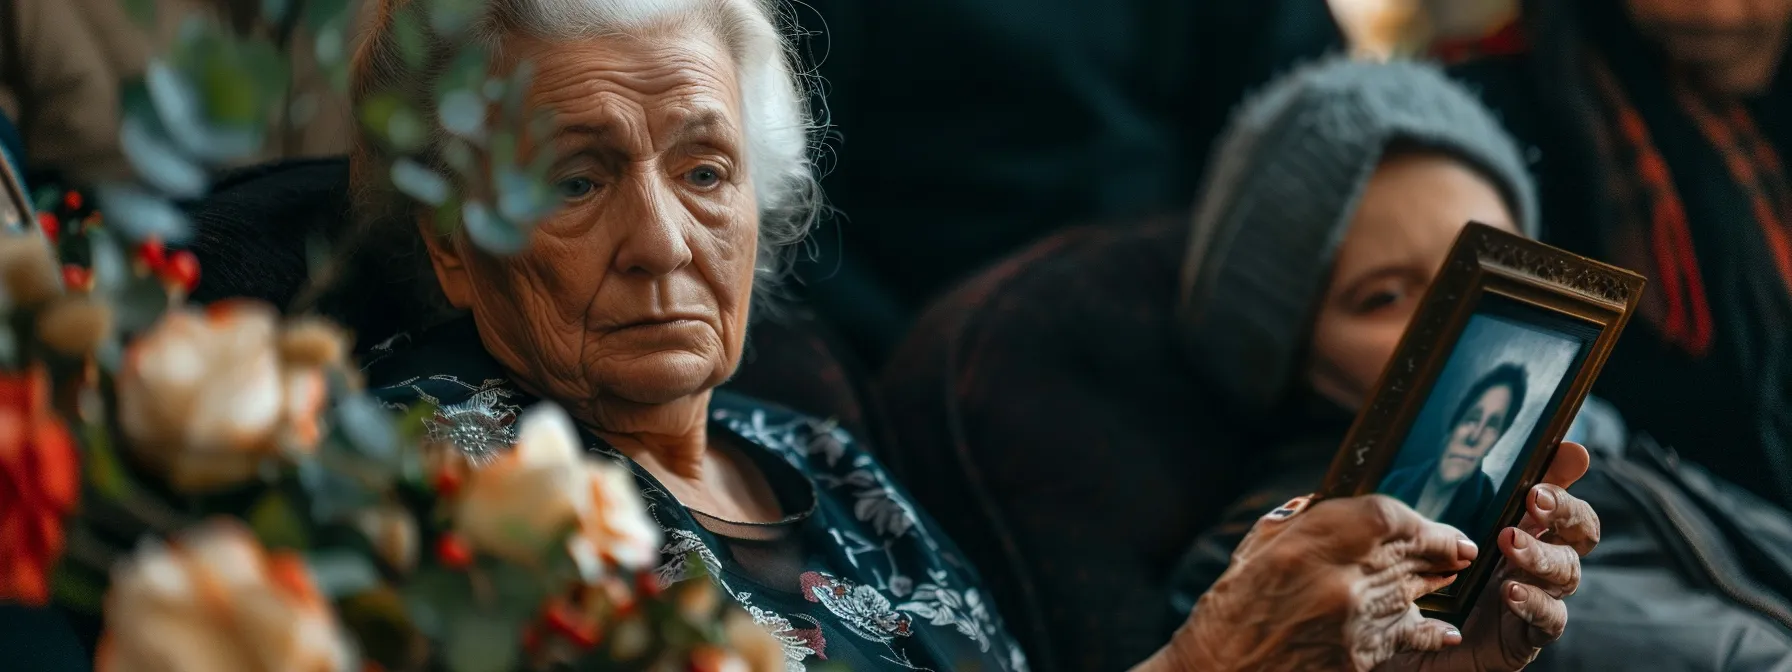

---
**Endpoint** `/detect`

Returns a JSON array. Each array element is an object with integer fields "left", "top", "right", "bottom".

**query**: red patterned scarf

[{"left": 1584, "top": 51, "right": 1792, "bottom": 358}]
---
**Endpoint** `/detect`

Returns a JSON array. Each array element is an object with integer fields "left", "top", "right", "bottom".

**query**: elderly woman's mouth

[{"left": 605, "top": 315, "right": 711, "bottom": 331}]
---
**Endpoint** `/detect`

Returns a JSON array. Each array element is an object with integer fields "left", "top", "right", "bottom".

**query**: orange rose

[
  {"left": 96, "top": 520, "right": 355, "bottom": 672},
  {"left": 0, "top": 365, "right": 81, "bottom": 605}
]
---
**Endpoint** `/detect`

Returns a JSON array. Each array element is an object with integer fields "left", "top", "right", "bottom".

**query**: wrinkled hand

[
  {"left": 1163, "top": 442, "right": 1598, "bottom": 672},
  {"left": 1381, "top": 441, "right": 1600, "bottom": 671},
  {"left": 1168, "top": 494, "right": 1478, "bottom": 671}
]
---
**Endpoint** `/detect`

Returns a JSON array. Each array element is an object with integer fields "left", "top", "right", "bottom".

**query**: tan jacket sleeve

[{"left": 0, "top": 0, "right": 134, "bottom": 183}]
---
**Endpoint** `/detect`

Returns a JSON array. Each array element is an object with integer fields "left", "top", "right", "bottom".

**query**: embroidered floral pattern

[
  {"left": 800, "top": 571, "right": 914, "bottom": 643},
  {"left": 895, "top": 570, "right": 997, "bottom": 652},
  {"left": 370, "top": 339, "right": 1024, "bottom": 672},
  {"left": 380, "top": 375, "right": 520, "bottom": 466}
]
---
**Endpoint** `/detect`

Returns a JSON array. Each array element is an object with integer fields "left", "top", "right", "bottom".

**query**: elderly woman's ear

[{"left": 414, "top": 215, "right": 475, "bottom": 311}]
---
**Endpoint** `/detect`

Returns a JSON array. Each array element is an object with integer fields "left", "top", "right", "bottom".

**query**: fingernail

[
  {"left": 1444, "top": 628, "right": 1462, "bottom": 645},
  {"left": 1509, "top": 527, "right": 1530, "bottom": 549},
  {"left": 1457, "top": 539, "right": 1479, "bottom": 560},
  {"left": 1534, "top": 487, "right": 1557, "bottom": 512},
  {"left": 1507, "top": 582, "right": 1526, "bottom": 601}
]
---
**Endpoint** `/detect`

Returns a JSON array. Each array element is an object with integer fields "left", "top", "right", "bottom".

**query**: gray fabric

[{"left": 1176, "top": 56, "right": 1539, "bottom": 414}]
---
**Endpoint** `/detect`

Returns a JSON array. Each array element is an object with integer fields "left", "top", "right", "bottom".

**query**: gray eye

[
  {"left": 687, "top": 166, "right": 722, "bottom": 188},
  {"left": 556, "top": 177, "right": 597, "bottom": 199}
]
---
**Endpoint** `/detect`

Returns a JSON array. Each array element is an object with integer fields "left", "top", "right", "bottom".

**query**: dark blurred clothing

[
  {"left": 1377, "top": 459, "right": 1497, "bottom": 535},
  {"left": 878, "top": 216, "right": 1349, "bottom": 671},
  {"left": 795, "top": 0, "right": 1343, "bottom": 364},
  {"left": 1443, "top": 0, "right": 1792, "bottom": 509}
]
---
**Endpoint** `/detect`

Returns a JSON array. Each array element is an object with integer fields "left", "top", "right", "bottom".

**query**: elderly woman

[{"left": 328, "top": 2, "right": 1579, "bottom": 670}]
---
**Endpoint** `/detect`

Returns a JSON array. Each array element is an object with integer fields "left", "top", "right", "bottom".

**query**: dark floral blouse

[{"left": 362, "top": 318, "right": 1029, "bottom": 672}]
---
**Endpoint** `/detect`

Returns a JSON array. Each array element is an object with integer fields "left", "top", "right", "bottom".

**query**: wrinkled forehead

[{"left": 504, "top": 29, "right": 746, "bottom": 145}]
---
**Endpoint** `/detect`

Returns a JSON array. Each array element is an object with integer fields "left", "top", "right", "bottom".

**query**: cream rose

[
  {"left": 116, "top": 301, "right": 335, "bottom": 492},
  {"left": 454, "top": 404, "right": 662, "bottom": 573},
  {"left": 97, "top": 521, "right": 355, "bottom": 672}
]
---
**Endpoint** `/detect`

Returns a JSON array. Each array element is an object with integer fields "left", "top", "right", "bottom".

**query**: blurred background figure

[
  {"left": 0, "top": 0, "right": 355, "bottom": 188},
  {"left": 1435, "top": 0, "right": 1792, "bottom": 510}
]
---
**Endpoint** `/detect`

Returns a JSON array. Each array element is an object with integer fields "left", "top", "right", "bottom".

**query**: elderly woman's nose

[{"left": 611, "top": 191, "right": 695, "bottom": 277}]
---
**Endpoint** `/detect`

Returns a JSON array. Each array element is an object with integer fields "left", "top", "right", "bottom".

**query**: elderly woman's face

[{"left": 423, "top": 29, "right": 757, "bottom": 409}]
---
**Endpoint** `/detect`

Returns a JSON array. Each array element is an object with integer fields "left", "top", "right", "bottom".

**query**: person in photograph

[{"left": 1379, "top": 363, "right": 1529, "bottom": 533}]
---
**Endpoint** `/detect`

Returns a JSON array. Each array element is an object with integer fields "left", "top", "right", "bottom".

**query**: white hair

[{"left": 343, "top": 0, "right": 820, "bottom": 331}]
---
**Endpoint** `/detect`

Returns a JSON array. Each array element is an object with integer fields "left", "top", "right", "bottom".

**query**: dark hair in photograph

[{"left": 1450, "top": 363, "right": 1529, "bottom": 435}]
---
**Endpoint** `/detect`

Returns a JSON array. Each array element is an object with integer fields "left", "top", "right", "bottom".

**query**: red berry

[
  {"left": 36, "top": 212, "right": 58, "bottom": 243},
  {"left": 635, "top": 571, "right": 664, "bottom": 598},
  {"left": 61, "top": 265, "right": 90, "bottom": 291},
  {"left": 544, "top": 606, "right": 600, "bottom": 648},
  {"left": 163, "top": 250, "right": 200, "bottom": 292},
  {"left": 135, "top": 239, "right": 167, "bottom": 271},
  {"left": 62, "top": 191, "right": 82, "bottom": 211},
  {"left": 434, "top": 534, "right": 473, "bottom": 569},
  {"left": 432, "top": 469, "right": 463, "bottom": 498}
]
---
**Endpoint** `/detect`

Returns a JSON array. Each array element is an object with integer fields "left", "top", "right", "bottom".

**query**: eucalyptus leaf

[
  {"left": 144, "top": 60, "right": 263, "bottom": 162},
  {"left": 438, "top": 89, "right": 485, "bottom": 140},
  {"left": 0, "top": 327, "right": 16, "bottom": 369},
  {"left": 500, "top": 60, "right": 535, "bottom": 122},
  {"left": 307, "top": 551, "right": 383, "bottom": 598},
  {"left": 83, "top": 423, "right": 133, "bottom": 500},
  {"left": 401, "top": 567, "right": 475, "bottom": 638},
  {"left": 427, "top": 0, "right": 480, "bottom": 37},
  {"left": 482, "top": 560, "right": 551, "bottom": 621},
  {"left": 249, "top": 492, "right": 312, "bottom": 551},
  {"left": 238, "top": 39, "right": 292, "bottom": 107},
  {"left": 394, "top": 6, "right": 429, "bottom": 69},
  {"left": 387, "top": 108, "right": 426, "bottom": 152},
  {"left": 496, "top": 168, "right": 553, "bottom": 224},
  {"left": 87, "top": 231, "right": 128, "bottom": 294},
  {"left": 440, "top": 137, "right": 477, "bottom": 178},
  {"left": 490, "top": 131, "right": 516, "bottom": 174},
  {"left": 442, "top": 48, "right": 491, "bottom": 98},
  {"left": 443, "top": 610, "right": 523, "bottom": 672},
  {"left": 302, "top": 0, "right": 352, "bottom": 34},
  {"left": 261, "top": 0, "right": 291, "bottom": 25},
  {"left": 338, "top": 393, "right": 401, "bottom": 460},
  {"left": 197, "top": 59, "right": 261, "bottom": 126},
  {"left": 119, "top": 116, "right": 210, "bottom": 199},
  {"left": 121, "top": 0, "right": 156, "bottom": 29},
  {"left": 462, "top": 202, "right": 527, "bottom": 254},
  {"left": 112, "top": 277, "right": 172, "bottom": 334},
  {"left": 433, "top": 198, "right": 464, "bottom": 237},
  {"left": 94, "top": 184, "right": 192, "bottom": 243},
  {"left": 391, "top": 159, "right": 451, "bottom": 206},
  {"left": 314, "top": 23, "right": 347, "bottom": 67}
]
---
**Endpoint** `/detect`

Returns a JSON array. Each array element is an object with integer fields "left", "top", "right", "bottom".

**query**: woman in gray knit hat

[{"left": 880, "top": 56, "right": 1596, "bottom": 671}]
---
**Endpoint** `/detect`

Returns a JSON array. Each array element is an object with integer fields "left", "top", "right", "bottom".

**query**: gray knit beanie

[{"left": 1175, "top": 56, "right": 1538, "bottom": 415}]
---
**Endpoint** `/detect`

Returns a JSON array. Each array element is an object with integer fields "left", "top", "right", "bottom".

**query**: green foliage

[{"left": 248, "top": 490, "right": 312, "bottom": 551}]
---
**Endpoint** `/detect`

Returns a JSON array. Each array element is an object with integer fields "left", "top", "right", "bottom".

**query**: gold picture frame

[{"left": 1317, "top": 222, "right": 1645, "bottom": 624}]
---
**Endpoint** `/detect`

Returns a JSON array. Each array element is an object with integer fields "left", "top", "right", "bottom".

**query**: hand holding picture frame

[{"left": 1318, "top": 222, "right": 1645, "bottom": 624}]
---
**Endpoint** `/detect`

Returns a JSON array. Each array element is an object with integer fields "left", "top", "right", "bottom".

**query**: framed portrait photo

[{"left": 1317, "top": 222, "right": 1645, "bottom": 624}]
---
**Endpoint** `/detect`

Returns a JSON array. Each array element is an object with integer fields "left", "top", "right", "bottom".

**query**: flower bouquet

[{"left": 0, "top": 1, "right": 783, "bottom": 671}]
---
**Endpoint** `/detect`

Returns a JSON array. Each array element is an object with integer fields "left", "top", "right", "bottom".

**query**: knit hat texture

[{"left": 1176, "top": 56, "right": 1538, "bottom": 415}]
